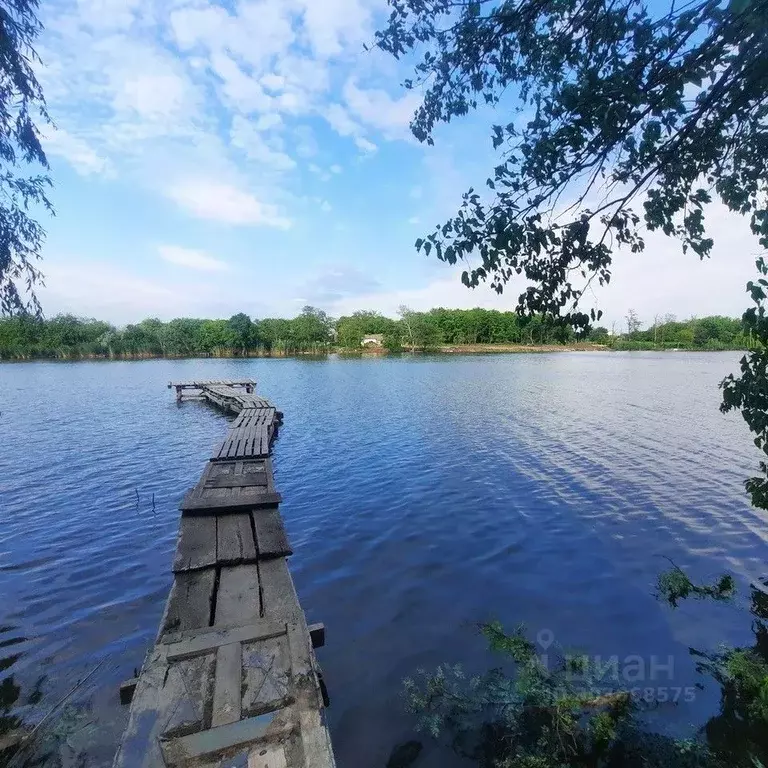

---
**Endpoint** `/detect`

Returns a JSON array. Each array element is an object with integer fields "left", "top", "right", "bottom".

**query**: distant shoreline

[{"left": 0, "top": 343, "right": 748, "bottom": 362}]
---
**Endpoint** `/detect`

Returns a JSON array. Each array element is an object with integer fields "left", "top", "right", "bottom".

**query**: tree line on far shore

[{"left": 0, "top": 305, "right": 754, "bottom": 360}]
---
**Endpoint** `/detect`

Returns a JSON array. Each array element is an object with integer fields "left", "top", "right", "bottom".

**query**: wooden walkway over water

[{"left": 115, "top": 381, "right": 334, "bottom": 768}]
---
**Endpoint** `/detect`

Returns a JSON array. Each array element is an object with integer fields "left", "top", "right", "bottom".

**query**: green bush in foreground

[{"left": 404, "top": 571, "right": 768, "bottom": 768}]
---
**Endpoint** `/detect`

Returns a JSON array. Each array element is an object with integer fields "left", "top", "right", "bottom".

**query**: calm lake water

[{"left": 1, "top": 352, "right": 767, "bottom": 766}]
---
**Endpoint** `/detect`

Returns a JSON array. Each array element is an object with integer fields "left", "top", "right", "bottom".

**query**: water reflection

[
  {"left": 696, "top": 578, "right": 768, "bottom": 766},
  {"left": 392, "top": 576, "right": 768, "bottom": 768},
  {"left": 1, "top": 354, "right": 765, "bottom": 766}
]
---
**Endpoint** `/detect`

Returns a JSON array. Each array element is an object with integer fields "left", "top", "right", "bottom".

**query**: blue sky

[{"left": 33, "top": 0, "right": 762, "bottom": 329}]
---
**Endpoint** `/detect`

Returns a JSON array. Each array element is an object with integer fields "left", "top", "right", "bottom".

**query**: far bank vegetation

[{"left": 0, "top": 306, "right": 753, "bottom": 360}]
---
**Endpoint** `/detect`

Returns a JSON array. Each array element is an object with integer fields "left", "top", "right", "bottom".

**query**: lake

[{"left": 1, "top": 352, "right": 767, "bottom": 766}]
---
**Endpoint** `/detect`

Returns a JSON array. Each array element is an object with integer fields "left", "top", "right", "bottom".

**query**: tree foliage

[
  {"left": 403, "top": 621, "right": 726, "bottom": 768},
  {"left": 377, "top": 0, "right": 767, "bottom": 333},
  {"left": 376, "top": 0, "right": 768, "bottom": 505},
  {"left": 0, "top": 308, "right": 751, "bottom": 359},
  {"left": 0, "top": 0, "right": 52, "bottom": 316},
  {"left": 721, "top": 256, "right": 768, "bottom": 509}
]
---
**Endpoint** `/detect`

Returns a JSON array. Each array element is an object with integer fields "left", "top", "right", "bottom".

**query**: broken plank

[
  {"left": 217, "top": 513, "right": 257, "bottom": 565},
  {"left": 258, "top": 558, "right": 301, "bottom": 623},
  {"left": 253, "top": 508, "right": 292, "bottom": 560},
  {"left": 215, "top": 564, "right": 261, "bottom": 627},
  {"left": 162, "top": 569, "right": 216, "bottom": 636},
  {"left": 173, "top": 516, "right": 217, "bottom": 572}
]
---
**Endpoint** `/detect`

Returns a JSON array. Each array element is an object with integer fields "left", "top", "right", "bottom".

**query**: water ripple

[{"left": 0, "top": 354, "right": 765, "bottom": 766}]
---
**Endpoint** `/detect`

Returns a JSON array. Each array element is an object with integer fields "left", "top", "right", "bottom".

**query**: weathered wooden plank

[
  {"left": 208, "top": 472, "right": 268, "bottom": 488},
  {"left": 161, "top": 711, "right": 293, "bottom": 764},
  {"left": 300, "top": 709, "right": 335, "bottom": 768},
  {"left": 214, "top": 413, "right": 276, "bottom": 461},
  {"left": 182, "top": 493, "right": 284, "bottom": 514},
  {"left": 248, "top": 744, "right": 288, "bottom": 768},
  {"left": 113, "top": 649, "right": 168, "bottom": 768},
  {"left": 242, "top": 634, "right": 291, "bottom": 716},
  {"left": 169, "top": 379, "right": 257, "bottom": 390},
  {"left": 253, "top": 508, "right": 292, "bottom": 560},
  {"left": 163, "top": 569, "right": 216, "bottom": 636},
  {"left": 163, "top": 620, "right": 287, "bottom": 659},
  {"left": 308, "top": 623, "right": 325, "bottom": 650},
  {"left": 163, "top": 654, "right": 217, "bottom": 736},
  {"left": 114, "top": 648, "right": 217, "bottom": 768},
  {"left": 215, "top": 564, "right": 262, "bottom": 627},
  {"left": 286, "top": 622, "right": 314, "bottom": 681},
  {"left": 218, "top": 513, "right": 257, "bottom": 565},
  {"left": 212, "top": 641, "right": 242, "bottom": 727},
  {"left": 259, "top": 558, "right": 301, "bottom": 623},
  {"left": 173, "top": 516, "right": 217, "bottom": 572},
  {"left": 181, "top": 460, "right": 282, "bottom": 513}
]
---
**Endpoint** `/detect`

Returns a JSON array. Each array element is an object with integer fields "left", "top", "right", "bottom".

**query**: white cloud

[
  {"left": 169, "top": 2, "right": 295, "bottom": 70},
  {"left": 230, "top": 115, "right": 296, "bottom": 171},
  {"left": 324, "top": 103, "right": 363, "bottom": 137},
  {"left": 294, "top": 126, "right": 318, "bottom": 158},
  {"left": 589, "top": 205, "right": 760, "bottom": 330},
  {"left": 39, "top": 260, "right": 183, "bottom": 321},
  {"left": 74, "top": 0, "right": 145, "bottom": 31},
  {"left": 166, "top": 179, "right": 292, "bottom": 228},
  {"left": 261, "top": 73, "right": 285, "bottom": 92},
  {"left": 343, "top": 78, "right": 420, "bottom": 139},
  {"left": 320, "top": 200, "right": 332, "bottom": 212},
  {"left": 114, "top": 70, "right": 190, "bottom": 119},
  {"left": 322, "top": 102, "right": 380, "bottom": 153},
  {"left": 326, "top": 205, "right": 761, "bottom": 328},
  {"left": 45, "top": 128, "right": 112, "bottom": 176},
  {"left": 293, "top": 0, "right": 377, "bottom": 57},
  {"left": 254, "top": 113, "right": 283, "bottom": 131},
  {"left": 408, "top": 216, "right": 420, "bottom": 225},
  {"left": 37, "top": 257, "right": 288, "bottom": 324},
  {"left": 158, "top": 244, "right": 229, "bottom": 272},
  {"left": 330, "top": 164, "right": 342, "bottom": 174},
  {"left": 354, "top": 136, "right": 378, "bottom": 153},
  {"left": 308, "top": 163, "right": 331, "bottom": 181},
  {"left": 209, "top": 51, "right": 273, "bottom": 114}
]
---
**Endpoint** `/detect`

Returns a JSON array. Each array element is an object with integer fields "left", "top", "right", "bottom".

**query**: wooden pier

[{"left": 114, "top": 382, "right": 334, "bottom": 768}]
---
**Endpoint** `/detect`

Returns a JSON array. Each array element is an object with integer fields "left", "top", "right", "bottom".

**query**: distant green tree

[
  {"left": 0, "top": 0, "right": 52, "bottom": 316},
  {"left": 258, "top": 318, "right": 293, "bottom": 352},
  {"left": 227, "top": 313, "right": 253, "bottom": 355},
  {"left": 336, "top": 310, "right": 394, "bottom": 348},
  {"left": 291, "top": 305, "right": 332, "bottom": 349},
  {"left": 199, "top": 319, "right": 236, "bottom": 356},
  {"left": 398, "top": 305, "right": 441, "bottom": 350},
  {"left": 164, "top": 318, "right": 204, "bottom": 356}
]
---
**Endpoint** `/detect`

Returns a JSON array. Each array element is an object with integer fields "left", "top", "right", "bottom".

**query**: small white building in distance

[{"left": 361, "top": 334, "right": 384, "bottom": 347}]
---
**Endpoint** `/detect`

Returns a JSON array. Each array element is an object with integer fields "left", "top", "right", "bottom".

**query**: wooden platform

[{"left": 115, "top": 382, "right": 333, "bottom": 768}]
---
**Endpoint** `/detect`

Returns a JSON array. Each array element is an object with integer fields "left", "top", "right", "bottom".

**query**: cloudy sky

[{"left": 33, "top": 0, "right": 762, "bottom": 329}]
